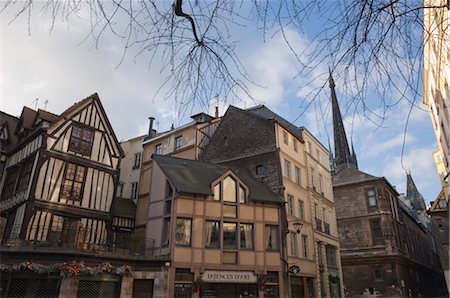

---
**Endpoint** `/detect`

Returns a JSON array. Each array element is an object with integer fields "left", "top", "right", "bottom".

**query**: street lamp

[{"left": 292, "top": 222, "right": 303, "bottom": 234}]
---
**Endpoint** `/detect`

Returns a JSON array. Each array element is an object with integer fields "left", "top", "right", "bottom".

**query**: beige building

[
  {"left": 118, "top": 134, "right": 145, "bottom": 202},
  {"left": 423, "top": 0, "right": 450, "bottom": 177},
  {"left": 202, "top": 105, "right": 344, "bottom": 297},
  {"left": 147, "top": 155, "right": 285, "bottom": 297},
  {"left": 301, "top": 128, "right": 344, "bottom": 298},
  {"left": 137, "top": 112, "right": 220, "bottom": 228}
]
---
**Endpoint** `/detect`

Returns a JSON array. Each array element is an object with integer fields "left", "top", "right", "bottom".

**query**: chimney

[
  {"left": 148, "top": 117, "right": 157, "bottom": 138},
  {"left": 215, "top": 106, "right": 219, "bottom": 118}
]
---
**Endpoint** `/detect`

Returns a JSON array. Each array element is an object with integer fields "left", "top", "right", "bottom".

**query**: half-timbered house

[{"left": 0, "top": 93, "right": 123, "bottom": 250}]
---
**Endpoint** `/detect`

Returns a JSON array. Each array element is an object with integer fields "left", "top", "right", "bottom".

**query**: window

[
  {"left": 326, "top": 245, "right": 336, "bottom": 267},
  {"left": 265, "top": 225, "right": 279, "bottom": 251},
  {"left": 373, "top": 267, "right": 384, "bottom": 281},
  {"left": 307, "top": 142, "right": 312, "bottom": 153},
  {"left": 287, "top": 195, "right": 294, "bottom": 215},
  {"left": 131, "top": 182, "right": 138, "bottom": 199},
  {"left": 165, "top": 200, "right": 172, "bottom": 214},
  {"left": 310, "top": 167, "right": 315, "bottom": 189},
  {"left": 239, "top": 186, "right": 246, "bottom": 204},
  {"left": 17, "top": 158, "right": 34, "bottom": 191},
  {"left": 298, "top": 200, "right": 305, "bottom": 219},
  {"left": 205, "top": 220, "right": 220, "bottom": 248},
  {"left": 213, "top": 175, "right": 247, "bottom": 203},
  {"left": 293, "top": 139, "right": 298, "bottom": 152},
  {"left": 223, "top": 222, "right": 237, "bottom": 249},
  {"left": 223, "top": 176, "right": 237, "bottom": 202},
  {"left": 284, "top": 160, "right": 291, "bottom": 178},
  {"left": 256, "top": 165, "right": 265, "bottom": 175},
  {"left": 61, "top": 163, "right": 85, "bottom": 200},
  {"left": 316, "top": 149, "right": 320, "bottom": 160},
  {"left": 155, "top": 143, "right": 162, "bottom": 155},
  {"left": 367, "top": 189, "right": 377, "bottom": 207},
  {"left": 69, "top": 125, "right": 94, "bottom": 156},
  {"left": 2, "top": 167, "right": 18, "bottom": 198},
  {"left": 439, "top": 199, "right": 448, "bottom": 208},
  {"left": 318, "top": 174, "right": 323, "bottom": 194},
  {"left": 240, "top": 223, "right": 254, "bottom": 249},
  {"left": 175, "top": 136, "right": 183, "bottom": 150},
  {"left": 162, "top": 218, "right": 170, "bottom": 246},
  {"left": 175, "top": 218, "right": 192, "bottom": 246},
  {"left": 295, "top": 167, "right": 301, "bottom": 185},
  {"left": 283, "top": 131, "right": 288, "bottom": 145},
  {"left": 213, "top": 183, "right": 221, "bottom": 201},
  {"left": 302, "top": 235, "right": 308, "bottom": 258},
  {"left": 290, "top": 232, "right": 298, "bottom": 257},
  {"left": 133, "top": 152, "right": 141, "bottom": 169},
  {"left": 370, "top": 219, "right": 383, "bottom": 245}
]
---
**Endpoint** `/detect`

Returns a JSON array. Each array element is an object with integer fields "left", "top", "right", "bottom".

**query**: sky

[{"left": 0, "top": 2, "right": 441, "bottom": 204}]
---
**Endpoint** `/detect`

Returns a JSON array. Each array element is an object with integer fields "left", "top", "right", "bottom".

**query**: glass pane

[
  {"left": 223, "top": 251, "right": 237, "bottom": 264},
  {"left": 265, "top": 225, "right": 279, "bottom": 250},
  {"left": 205, "top": 221, "right": 220, "bottom": 248},
  {"left": 240, "top": 224, "right": 253, "bottom": 249},
  {"left": 368, "top": 197, "right": 377, "bottom": 206},
  {"left": 368, "top": 190, "right": 375, "bottom": 196},
  {"left": 223, "top": 176, "right": 236, "bottom": 202},
  {"left": 175, "top": 218, "right": 191, "bottom": 246},
  {"left": 223, "top": 222, "right": 237, "bottom": 249},
  {"left": 214, "top": 183, "right": 221, "bottom": 201},
  {"left": 224, "top": 205, "right": 237, "bottom": 218},
  {"left": 239, "top": 186, "right": 246, "bottom": 203}
]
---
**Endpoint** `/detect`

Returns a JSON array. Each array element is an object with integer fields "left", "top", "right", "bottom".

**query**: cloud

[{"left": 382, "top": 146, "right": 440, "bottom": 201}]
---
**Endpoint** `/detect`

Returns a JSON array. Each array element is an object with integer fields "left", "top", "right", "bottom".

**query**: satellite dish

[{"left": 289, "top": 265, "right": 300, "bottom": 274}]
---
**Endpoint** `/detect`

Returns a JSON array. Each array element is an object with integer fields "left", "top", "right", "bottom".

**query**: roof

[
  {"left": 153, "top": 155, "right": 282, "bottom": 203},
  {"left": 245, "top": 105, "right": 304, "bottom": 143},
  {"left": 332, "top": 166, "right": 380, "bottom": 187},
  {"left": 0, "top": 111, "right": 20, "bottom": 152},
  {"left": 110, "top": 197, "right": 137, "bottom": 219},
  {"left": 37, "top": 109, "right": 59, "bottom": 123}
]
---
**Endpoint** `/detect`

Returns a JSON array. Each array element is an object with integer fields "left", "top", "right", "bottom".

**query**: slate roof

[
  {"left": 153, "top": 155, "right": 282, "bottom": 203},
  {"left": 332, "top": 166, "right": 380, "bottom": 187},
  {"left": 110, "top": 197, "right": 137, "bottom": 219},
  {"left": 245, "top": 105, "right": 304, "bottom": 143},
  {"left": 0, "top": 111, "right": 20, "bottom": 152}
]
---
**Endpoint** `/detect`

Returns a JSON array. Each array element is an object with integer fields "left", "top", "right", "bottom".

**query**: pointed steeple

[
  {"left": 406, "top": 172, "right": 426, "bottom": 211},
  {"left": 351, "top": 139, "right": 358, "bottom": 168},
  {"left": 328, "top": 136, "right": 336, "bottom": 173},
  {"left": 330, "top": 70, "right": 357, "bottom": 172}
]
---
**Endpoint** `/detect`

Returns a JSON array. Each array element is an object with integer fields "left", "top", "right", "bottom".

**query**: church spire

[
  {"left": 330, "top": 70, "right": 357, "bottom": 172},
  {"left": 328, "top": 136, "right": 336, "bottom": 173},
  {"left": 406, "top": 172, "right": 426, "bottom": 211},
  {"left": 351, "top": 139, "right": 358, "bottom": 168}
]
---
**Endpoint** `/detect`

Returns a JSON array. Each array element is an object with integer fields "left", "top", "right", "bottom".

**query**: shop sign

[{"left": 202, "top": 271, "right": 257, "bottom": 283}]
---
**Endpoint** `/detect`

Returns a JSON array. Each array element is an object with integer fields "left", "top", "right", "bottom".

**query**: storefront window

[
  {"left": 265, "top": 225, "right": 279, "bottom": 251},
  {"left": 223, "top": 222, "right": 237, "bottom": 249},
  {"left": 205, "top": 221, "right": 220, "bottom": 248},
  {"left": 175, "top": 218, "right": 191, "bottom": 246},
  {"left": 240, "top": 223, "right": 253, "bottom": 249}
]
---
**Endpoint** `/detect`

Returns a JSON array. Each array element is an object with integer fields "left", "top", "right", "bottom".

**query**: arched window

[{"left": 212, "top": 175, "right": 247, "bottom": 204}]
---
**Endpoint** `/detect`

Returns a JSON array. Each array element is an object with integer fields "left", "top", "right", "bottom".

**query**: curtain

[{"left": 241, "top": 224, "right": 253, "bottom": 249}]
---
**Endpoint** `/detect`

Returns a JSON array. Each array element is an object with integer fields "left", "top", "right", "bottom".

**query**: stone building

[
  {"left": 118, "top": 134, "right": 145, "bottom": 202},
  {"left": 330, "top": 74, "right": 447, "bottom": 297},
  {"left": 202, "top": 105, "right": 344, "bottom": 297}
]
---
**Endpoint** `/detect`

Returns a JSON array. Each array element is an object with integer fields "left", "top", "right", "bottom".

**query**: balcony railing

[{"left": 1, "top": 225, "right": 154, "bottom": 257}]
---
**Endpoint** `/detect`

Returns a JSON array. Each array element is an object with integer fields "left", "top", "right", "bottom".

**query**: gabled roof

[
  {"left": 50, "top": 93, "right": 124, "bottom": 158},
  {"left": 110, "top": 197, "right": 137, "bottom": 219},
  {"left": 37, "top": 109, "right": 59, "bottom": 123},
  {"left": 0, "top": 111, "right": 20, "bottom": 152},
  {"left": 406, "top": 173, "right": 427, "bottom": 211},
  {"left": 153, "top": 155, "right": 282, "bottom": 203},
  {"left": 428, "top": 190, "right": 448, "bottom": 213},
  {"left": 245, "top": 105, "right": 304, "bottom": 143},
  {"left": 332, "top": 166, "right": 381, "bottom": 187}
]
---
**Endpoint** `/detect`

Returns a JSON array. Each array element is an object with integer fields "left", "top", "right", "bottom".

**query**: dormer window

[
  {"left": 69, "top": 124, "right": 94, "bottom": 156},
  {"left": 212, "top": 175, "right": 248, "bottom": 204}
]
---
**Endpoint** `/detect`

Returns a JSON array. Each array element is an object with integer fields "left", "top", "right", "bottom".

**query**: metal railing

[{"left": 2, "top": 224, "right": 155, "bottom": 257}]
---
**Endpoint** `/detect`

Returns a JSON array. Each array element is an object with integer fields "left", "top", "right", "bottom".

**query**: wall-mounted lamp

[{"left": 292, "top": 222, "right": 303, "bottom": 234}]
